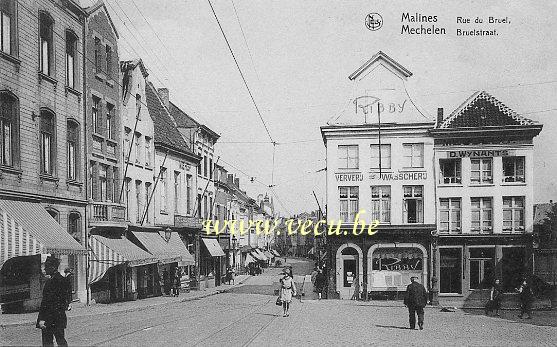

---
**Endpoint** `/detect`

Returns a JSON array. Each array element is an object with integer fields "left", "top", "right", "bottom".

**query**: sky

[{"left": 90, "top": 0, "right": 557, "bottom": 216}]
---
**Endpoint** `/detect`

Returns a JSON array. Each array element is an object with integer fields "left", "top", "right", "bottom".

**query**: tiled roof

[
  {"left": 438, "top": 91, "right": 537, "bottom": 129},
  {"left": 169, "top": 102, "right": 199, "bottom": 128},
  {"left": 145, "top": 82, "right": 193, "bottom": 155}
]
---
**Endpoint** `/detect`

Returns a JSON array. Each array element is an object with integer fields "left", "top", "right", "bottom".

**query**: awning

[
  {"left": 251, "top": 250, "right": 266, "bottom": 261},
  {"left": 88, "top": 235, "right": 158, "bottom": 284},
  {"left": 271, "top": 250, "right": 280, "bottom": 257},
  {"left": 131, "top": 231, "right": 193, "bottom": 264},
  {"left": 0, "top": 200, "right": 86, "bottom": 267},
  {"left": 263, "top": 250, "right": 273, "bottom": 259},
  {"left": 201, "top": 238, "right": 225, "bottom": 257},
  {"left": 255, "top": 249, "right": 268, "bottom": 260},
  {"left": 244, "top": 253, "right": 256, "bottom": 267}
]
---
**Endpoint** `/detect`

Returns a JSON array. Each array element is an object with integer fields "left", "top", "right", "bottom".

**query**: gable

[
  {"left": 439, "top": 91, "right": 536, "bottom": 129},
  {"left": 86, "top": 2, "right": 119, "bottom": 39}
]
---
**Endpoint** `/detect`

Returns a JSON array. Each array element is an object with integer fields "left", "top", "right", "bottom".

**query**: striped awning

[
  {"left": 263, "top": 250, "right": 273, "bottom": 259},
  {"left": 131, "top": 230, "right": 194, "bottom": 265},
  {"left": 271, "top": 250, "right": 281, "bottom": 257},
  {"left": 244, "top": 253, "right": 256, "bottom": 266},
  {"left": 88, "top": 235, "right": 158, "bottom": 284},
  {"left": 1, "top": 200, "right": 86, "bottom": 268},
  {"left": 251, "top": 250, "right": 266, "bottom": 261}
]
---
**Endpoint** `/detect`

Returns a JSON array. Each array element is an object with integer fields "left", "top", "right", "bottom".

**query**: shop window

[
  {"left": 39, "top": 12, "right": 54, "bottom": 76},
  {"left": 370, "top": 144, "right": 390, "bottom": 169},
  {"left": 65, "top": 31, "right": 77, "bottom": 88},
  {"left": 439, "top": 159, "right": 461, "bottom": 184},
  {"left": 470, "top": 158, "right": 492, "bottom": 184},
  {"left": 502, "top": 156, "right": 525, "bottom": 183},
  {"left": 338, "top": 145, "right": 359, "bottom": 169},
  {"left": 1, "top": 0, "right": 16, "bottom": 56},
  {"left": 370, "top": 186, "right": 390, "bottom": 223},
  {"left": 503, "top": 196, "right": 525, "bottom": 232},
  {"left": 0, "top": 91, "right": 18, "bottom": 167},
  {"left": 402, "top": 143, "right": 424, "bottom": 168},
  {"left": 339, "top": 186, "right": 359, "bottom": 222},
  {"left": 439, "top": 198, "right": 461, "bottom": 233},
  {"left": 40, "top": 109, "right": 56, "bottom": 175},
  {"left": 403, "top": 186, "right": 423, "bottom": 223},
  {"left": 469, "top": 248, "right": 495, "bottom": 289},
  {"left": 66, "top": 120, "right": 79, "bottom": 180},
  {"left": 471, "top": 197, "right": 492, "bottom": 233},
  {"left": 439, "top": 248, "right": 462, "bottom": 294}
]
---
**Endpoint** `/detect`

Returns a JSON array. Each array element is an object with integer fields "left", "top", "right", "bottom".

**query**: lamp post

[
  {"left": 430, "top": 230, "right": 439, "bottom": 306},
  {"left": 232, "top": 235, "right": 237, "bottom": 270}
]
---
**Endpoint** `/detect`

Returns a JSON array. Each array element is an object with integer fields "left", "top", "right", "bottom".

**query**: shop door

[
  {"left": 440, "top": 248, "right": 462, "bottom": 294},
  {"left": 501, "top": 247, "right": 525, "bottom": 291},
  {"left": 469, "top": 248, "right": 495, "bottom": 290},
  {"left": 343, "top": 258, "right": 357, "bottom": 287}
]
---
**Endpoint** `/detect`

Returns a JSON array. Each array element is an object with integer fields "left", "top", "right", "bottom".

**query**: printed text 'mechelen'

[{"left": 202, "top": 211, "right": 379, "bottom": 237}]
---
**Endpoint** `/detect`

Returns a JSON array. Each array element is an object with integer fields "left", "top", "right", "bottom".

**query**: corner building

[
  {"left": 321, "top": 52, "right": 436, "bottom": 299},
  {"left": 431, "top": 91, "right": 542, "bottom": 306}
]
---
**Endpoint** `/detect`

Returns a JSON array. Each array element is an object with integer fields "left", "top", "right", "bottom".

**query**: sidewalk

[{"left": 0, "top": 275, "right": 250, "bottom": 328}]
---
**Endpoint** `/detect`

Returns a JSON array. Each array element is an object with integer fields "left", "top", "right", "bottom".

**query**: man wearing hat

[
  {"left": 36, "top": 256, "right": 72, "bottom": 346},
  {"left": 403, "top": 276, "right": 428, "bottom": 330}
]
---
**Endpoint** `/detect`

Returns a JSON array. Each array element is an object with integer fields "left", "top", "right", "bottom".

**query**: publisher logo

[{"left": 365, "top": 13, "right": 383, "bottom": 31}]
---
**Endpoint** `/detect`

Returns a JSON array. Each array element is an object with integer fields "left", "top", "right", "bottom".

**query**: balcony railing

[{"left": 89, "top": 202, "right": 126, "bottom": 224}]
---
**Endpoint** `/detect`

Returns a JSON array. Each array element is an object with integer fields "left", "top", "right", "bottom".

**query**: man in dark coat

[
  {"left": 37, "top": 256, "right": 71, "bottom": 346},
  {"left": 404, "top": 276, "right": 428, "bottom": 330}
]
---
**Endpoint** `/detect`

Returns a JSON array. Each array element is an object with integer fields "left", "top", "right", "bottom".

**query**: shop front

[{"left": 199, "top": 237, "right": 225, "bottom": 289}]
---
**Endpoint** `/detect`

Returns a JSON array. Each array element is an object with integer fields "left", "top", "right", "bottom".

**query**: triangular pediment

[
  {"left": 349, "top": 51, "right": 412, "bottom": 81},
  {"left": 439, "top": 91, "right": 537, "bottom": 129}
]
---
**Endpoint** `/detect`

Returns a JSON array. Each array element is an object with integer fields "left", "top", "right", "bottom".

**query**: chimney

[
  {"left": 158, "top": 88, "right": 169, "bottom": 109},
  {"left": 437, "top": 108, "right": 444, "bottom": 125},
  {"left": 227, "top": 174, "right": 234, "bottom": 186},
  {"left": 234, "top": 177, "right": 240, "bottom": 188}
]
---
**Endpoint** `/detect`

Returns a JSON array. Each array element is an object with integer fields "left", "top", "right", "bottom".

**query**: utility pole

[{"left": 140, "top": 151, "right": 168, "bottom": 225}]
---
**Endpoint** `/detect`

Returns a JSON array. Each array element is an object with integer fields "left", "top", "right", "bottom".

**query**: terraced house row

[
  {"left": 0, "top": 0, "right": 276, "bottom": 312},
  {"left": 321, "top": 51, "right": 543, "bottom": 306}
]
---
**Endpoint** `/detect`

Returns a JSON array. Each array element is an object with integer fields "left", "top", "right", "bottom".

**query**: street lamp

[
  {"left": 164, "top": 227, "right": 172, "bottom": 242},
  {"left": 430, "top": 229, "right": 439, "bottom": 306},
  {"left": 232, "top": 235, "right": 237, "bottom": 269}
]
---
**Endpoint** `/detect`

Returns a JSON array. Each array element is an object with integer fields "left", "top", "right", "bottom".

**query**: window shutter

[{"left": 91, "top": 162, "right": 99, "bottom": 201}]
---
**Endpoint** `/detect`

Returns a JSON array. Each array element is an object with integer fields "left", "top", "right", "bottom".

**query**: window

[
  {"left": 67, "top": 212, "right": 80, "bottom": 294},
  {"left": 370, "top": 144, "right": 390, "bottom": 169},
  {"left": 439, "top": 198, "right": 461, "bottom": 233},
  {"left": 112, "top": 167, "right": 119, "bottom": 203},
  {"left": 403, "top": 186, "right": 423, "bottom": 223},
  {"left": 197, "top": 193, "right": 202, "bottom": 217},
  {"left": 470, "top": 158, "right": 492, "bottom": 184},
  {"left": 209, "top": 158, "right": 213, "bottom": 179},
  {"left": 403, "top": 143, "right": 424, "bottom": 168},
  {"left": 160, "top": 168, "right": 167, "bottom": 212},
  {"left": 92, "top": 96, "right": 101, "bottom": 134},
  {"left": 338, "top": 145, "right": 359, "bottom": 169},
  {"left": 39, "top": 12, "right": 53, "bottom": 76},
  {"left": 106, "top": 103, "right": 114, "bottom": 139},
  {"left": 0, "top": 91, "right": 17, "bottom": 167},
  {"left": 370, "top": 186, "right": 390, "bottom": 223},
  {"left": 439, "top": 248, "right": 462, "bottom": 294},
  {"left": 144, "top": 182, "right": 151, "bottom": 223},
  {"left": 99, "top": 165, "right": 107, "bottom": 201},
  {"left": 135, "top": 94, "right": 141, "bottom": 120},
  {"left": 203, "top": 195, "right": 208, "bottom": 220},
  {"left": 209, "top": 197, "right": 213, "bottom": 219},
  {"left": 503, "top": 197, "right": 525, "bottom": 232},
  {"left": 469, "top": 248, "right": 495, "bottom": 290},
  {"left": 471, "top": 197, "right": 493, "bottom": 233},
  {"left": 124, "top": 127, "right": 131, "bottom": 161},
  {"left": 339, "top": 186, "right": 359, "bottom": 222},
  {"left": 124, "top": 178, "right": 131, "bottom": 221},
  {"left": 145, "top": 136, "right": 151, "bottom": 166},
  {"left": 502, "top": 157, "right": 525, "bottom": 183},
  {"left": 174, "top": 171, "right": 180, "bottom": 213},
  {"left": 439, "top": 159, "right": 461, "bottom": 184},
  {"left": 203, "top": 155, "right": 207, "bottom": 177},
  {"left": 1, "top": 0, "right": 15, "bottom": 55},
  {"left": 94, "top": 37, "right": 102, "bottom": 73},
  {"left": 186, "top": 174, "right": 192, "bottom": 214},
  {"left": 40, "top": 110, "right": 55, "bottom": 175},
  {"left": 67, "top": 120, "right": 79, "bottom": 180},
  {"left": 135, "top": 180, "right": 142, "bottom": 223},
  {"left": 105, "top": 45, "right": 112, "bottom": 77},
  {"left": 65, "top": 31, "right": 77, "bottom": 88},
  {"left": 135, "top": 133, "right": 141, "bottom": 164}
]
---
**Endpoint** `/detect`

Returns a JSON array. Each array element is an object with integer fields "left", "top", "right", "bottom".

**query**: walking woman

[
  {"left": 485, "top": 279, "right": 502, "bottom": 316},
  {"left": 279, "top": 268, "right": 297, "bottom": 317}
]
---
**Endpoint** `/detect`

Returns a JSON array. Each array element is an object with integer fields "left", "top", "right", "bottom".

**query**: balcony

[{"left": 88, "top": 201, "right": 127, "bottom": 228}]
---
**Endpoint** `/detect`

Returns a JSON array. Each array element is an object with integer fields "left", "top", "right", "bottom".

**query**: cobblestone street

[{"left": 2, "top": 259, "right": 556, "bottom": 346}]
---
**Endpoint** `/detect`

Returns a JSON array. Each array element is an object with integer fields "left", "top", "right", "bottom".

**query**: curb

[{"left": 1, "top": 276, "right": 253, "bottom": 328}]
